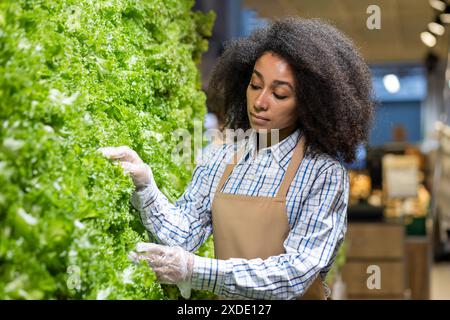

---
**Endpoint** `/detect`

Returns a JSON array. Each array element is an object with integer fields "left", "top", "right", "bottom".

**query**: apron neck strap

[
  {"left": 216, "top": 145, "right": 246, "bottom": 192},
  {"left": 216, "top": 135, "right": 305, "bottom": 195},
  {"left": 276, "top": 136, "right": 305, "bottom": 198}
]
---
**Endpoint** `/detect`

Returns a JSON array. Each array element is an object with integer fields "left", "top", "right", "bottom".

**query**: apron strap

[
  {"left": 276, "top": 136, "right": 305, "bottom": 198},
  {"left": 216, "top": 135, "right": 305, "bottom": 195},
  {"left": 216, "top": 144, "right": 247, "bottom": 192}
]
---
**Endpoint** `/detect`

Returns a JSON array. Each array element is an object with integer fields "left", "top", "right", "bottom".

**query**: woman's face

[{"left": 246, "top": 52, "right": 298, "bottom": 134}]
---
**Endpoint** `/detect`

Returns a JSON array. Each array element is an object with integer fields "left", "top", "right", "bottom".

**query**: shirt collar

[{"left": 236, "top": 128, "right": 302, "bottom": 169}]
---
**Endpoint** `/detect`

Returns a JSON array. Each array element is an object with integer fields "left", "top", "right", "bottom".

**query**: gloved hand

[
  {"left": 98, "top": 146, "right": 154, "bottom": 191},
  {"left": 129, "top": 242, "right": 195, "bottom": 299}
]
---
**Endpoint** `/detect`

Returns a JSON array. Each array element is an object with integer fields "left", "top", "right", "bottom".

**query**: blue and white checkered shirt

[{"left": 131, "top": 128, "right": 349, "bottom": 300}]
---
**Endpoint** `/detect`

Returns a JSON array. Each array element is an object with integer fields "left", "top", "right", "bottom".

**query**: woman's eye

[
  {"left": 250, "top": 83, "right": 287, "bottom": 100},
  {"left": 273, "top": 93, "right": 287, "bottom": 100}
]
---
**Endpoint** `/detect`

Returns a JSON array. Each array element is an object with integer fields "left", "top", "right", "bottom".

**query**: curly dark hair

[{"left": 206, "top": 17, "right": 375, "bottom": 163}]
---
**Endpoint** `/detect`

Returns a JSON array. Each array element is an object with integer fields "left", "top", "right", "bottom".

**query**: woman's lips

[{"left": 250, "top": 112, "right": 270, "bottom": 124}]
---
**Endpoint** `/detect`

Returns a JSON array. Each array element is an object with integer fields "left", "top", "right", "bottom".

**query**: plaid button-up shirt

[{"left": 131, "top": 128, "right": 349, "bottom": 299}]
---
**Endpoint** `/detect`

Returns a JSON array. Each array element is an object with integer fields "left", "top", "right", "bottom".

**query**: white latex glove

[
  {"left": 129, "top": 242, "right": 194, "bottom": 299},
  {"left": 98, "top": 146, "right": 154, "bottom": 191}
]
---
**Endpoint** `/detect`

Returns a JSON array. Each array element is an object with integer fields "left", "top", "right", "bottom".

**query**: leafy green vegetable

[{"left": 0, "top": 0, "right": 215, "bottom": 299}]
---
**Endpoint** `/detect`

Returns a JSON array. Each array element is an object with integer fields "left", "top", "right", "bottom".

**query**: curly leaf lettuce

[{"left": 0, "top": 0, "right": 215, "bottom": 299}]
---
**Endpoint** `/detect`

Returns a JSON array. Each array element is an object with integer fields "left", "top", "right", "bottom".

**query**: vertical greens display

[{"left": 0, "top": 0, "right": 214, "bottom": 299}]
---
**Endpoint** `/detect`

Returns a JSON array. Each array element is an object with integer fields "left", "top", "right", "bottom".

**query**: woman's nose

[{"left": 254, "top": 90, "right": 269, "bottom": 111}]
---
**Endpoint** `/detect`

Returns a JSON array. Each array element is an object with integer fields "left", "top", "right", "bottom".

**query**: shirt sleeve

[
  {"left": 130, "top": 143, "right": 222, "bottom": 252},
  {"left": 190, "top": 163, "right": 349, "bottom": 299}
]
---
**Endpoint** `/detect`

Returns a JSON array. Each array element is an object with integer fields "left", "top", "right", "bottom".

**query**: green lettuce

[{"left": 0, "top": 0, "right": 215, "bottom": 299}]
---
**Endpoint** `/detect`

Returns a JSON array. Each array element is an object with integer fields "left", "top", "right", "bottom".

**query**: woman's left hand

[{"left": 129, "top": 242, "right": 194, "bottom": 298}]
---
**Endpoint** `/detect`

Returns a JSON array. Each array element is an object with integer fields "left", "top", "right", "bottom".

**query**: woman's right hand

[{"left": 98, "top": 146, "right": 154, "bottom": 191}]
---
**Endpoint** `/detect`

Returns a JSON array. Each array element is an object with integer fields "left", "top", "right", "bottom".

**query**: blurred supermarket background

[{"left": 195, "top": 0, "right": 450, "bottom": 300}]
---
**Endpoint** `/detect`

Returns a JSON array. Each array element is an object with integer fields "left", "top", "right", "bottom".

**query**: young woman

[{"left": 100, "top": 17, "right": 374, "bottom": 300}]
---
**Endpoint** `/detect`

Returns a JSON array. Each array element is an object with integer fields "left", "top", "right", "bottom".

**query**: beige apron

[{"left": 211, "top": 136, "right": 326, "bottom": 300}]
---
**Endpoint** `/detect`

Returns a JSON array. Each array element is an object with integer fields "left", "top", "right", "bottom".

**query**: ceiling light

[
  {"left": 428, "top": 20, "right": 446, "bottom": 35},
  {"left": 421, "top": 31, "right": 437, "bottom": 47},
  {"left": 440, "top": 6, "right": 450, "bottom": 23},
  {"left": 383, "top": 74, "right": 401, "bottom": 94},
  {"left": 430, "top": 0, "right": 447, "bottom": 11}
]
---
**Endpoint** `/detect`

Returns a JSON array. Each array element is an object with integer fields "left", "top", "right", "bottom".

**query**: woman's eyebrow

[
  {"left": 273, "top": 80, "right": 294, "bottom": 92},
  {"left": 253, "top": 69, "right": 294, "bottom": 91},
  {"left": 253, "top": 69, "right": 264, "bottom": 80}
]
